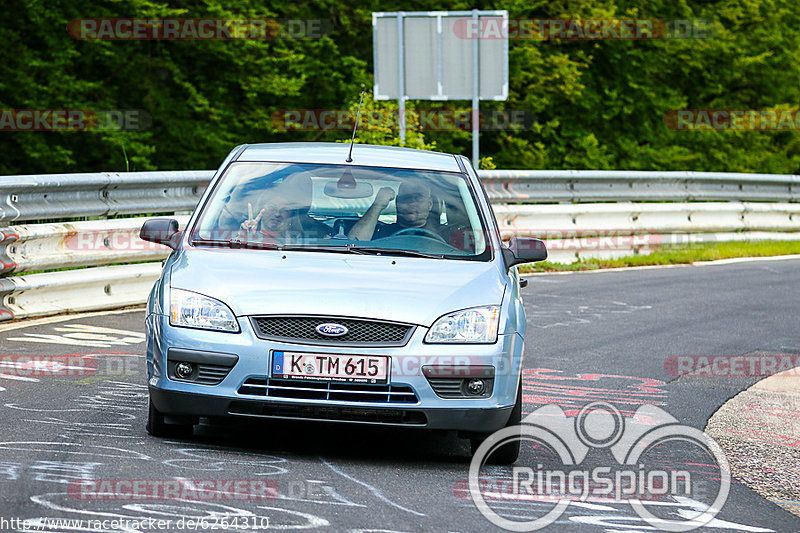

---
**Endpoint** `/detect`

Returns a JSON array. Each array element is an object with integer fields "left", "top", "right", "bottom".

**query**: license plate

[{"left": 271, "top": 351, "right": 390, "bottom": 384}]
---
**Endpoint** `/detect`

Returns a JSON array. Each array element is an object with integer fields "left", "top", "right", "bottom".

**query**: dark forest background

[{"left": 1, "top": 0, "right": 798, "bottom": 174}]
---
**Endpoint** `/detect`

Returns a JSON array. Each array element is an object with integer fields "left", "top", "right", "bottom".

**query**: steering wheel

[{"left": 392, "top": 227, "right": 448, "bottom": 244}]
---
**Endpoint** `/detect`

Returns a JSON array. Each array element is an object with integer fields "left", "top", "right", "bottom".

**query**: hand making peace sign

[{"left": 240, "top": 202, "right": 265, "bottom": 232}]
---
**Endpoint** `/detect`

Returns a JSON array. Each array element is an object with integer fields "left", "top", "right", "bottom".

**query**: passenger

[
  {"left": 239, "top": 192, "right": 300, "bottom": 238},
  {"left": 239, "top": 181, "right": 332, "bottom": 240},
  {"left": 276, "top": 173, "right": 334, "bottom": 238},
  {"left": 348, "top": 180, "right": 440, "bottom": 241}
]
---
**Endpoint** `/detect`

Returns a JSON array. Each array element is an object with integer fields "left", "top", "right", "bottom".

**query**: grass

[{"left": 520, "top": 240, "right": 800, "bottom": 273}]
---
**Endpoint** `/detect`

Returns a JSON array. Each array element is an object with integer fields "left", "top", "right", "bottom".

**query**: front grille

[
  {"left": 238, "top": 377, "right": 418, "bottom": 404},
  {"left": 250, "top": 316, "right": 414, "bottom": 347},
  {"left": 229, "top": 401, "right": 427, "bottom": 425}
]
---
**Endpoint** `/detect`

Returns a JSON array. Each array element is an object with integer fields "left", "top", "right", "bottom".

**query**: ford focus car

[{"left": 140, "top": 142, "right": 546, "bottom": 463}]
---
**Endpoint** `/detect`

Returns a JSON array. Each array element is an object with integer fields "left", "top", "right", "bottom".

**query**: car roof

[{"left": 236, "top": 142, "right": 463, "bottom": 173}]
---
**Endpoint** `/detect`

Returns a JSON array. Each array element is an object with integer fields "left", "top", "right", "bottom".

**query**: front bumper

[
  {"left": 150, "top": 386, "right": 513, "bottom": 431},
  {"left": 146, "top": 313, "right": 524, "bottom": 433}
]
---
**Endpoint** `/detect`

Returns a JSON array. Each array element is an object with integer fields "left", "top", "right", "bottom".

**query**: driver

[{"left": 348, "top": 180, "right": 439, "bottom": 241}]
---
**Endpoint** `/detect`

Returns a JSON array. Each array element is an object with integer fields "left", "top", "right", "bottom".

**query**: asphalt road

[{"left": 0, "top": 258, "right": 798, "bottom": 532}]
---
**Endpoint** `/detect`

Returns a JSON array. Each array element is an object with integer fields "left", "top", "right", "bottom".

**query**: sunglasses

[{"left": 396, "top": 193, "right": 430, "bottom": 203}]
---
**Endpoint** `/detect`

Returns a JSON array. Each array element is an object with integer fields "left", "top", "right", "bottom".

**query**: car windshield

[{"left": 191, "top": 162, "right": 491, "bottom": 260}]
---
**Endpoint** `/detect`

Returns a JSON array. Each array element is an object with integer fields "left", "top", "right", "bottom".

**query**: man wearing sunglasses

[{"left": 348, "top": 180, "right": 441, "bottom": 241}]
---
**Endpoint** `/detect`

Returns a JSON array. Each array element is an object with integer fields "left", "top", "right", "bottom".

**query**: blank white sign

[{"left": 373, "top": 11, "right": 508, "bottom": 101}]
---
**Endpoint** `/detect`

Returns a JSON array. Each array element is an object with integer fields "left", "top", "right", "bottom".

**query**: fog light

[
  {"left": 466, "top": 378, "right": 486, "bottom": 395},
  {"left": 175, "top": 362, "right": 194, "bottom": 379}
]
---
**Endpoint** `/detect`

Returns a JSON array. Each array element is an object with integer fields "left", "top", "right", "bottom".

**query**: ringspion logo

[{"left": 470, "top": 402, "right": 731, "bottom": 531}]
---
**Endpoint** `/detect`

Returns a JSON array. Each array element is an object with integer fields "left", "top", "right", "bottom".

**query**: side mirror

[
  {"left": 502, "top": 236, "right": 547, "bottom": 269},
  {"left": 140, "top": 218, "right": 181, "bottom": 250}
]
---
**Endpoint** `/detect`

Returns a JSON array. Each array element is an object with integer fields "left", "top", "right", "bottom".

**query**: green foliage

[
  {"left": 334, "top": 93, "right": 438, "bottom": 151},
  {"left": 1, "top": 0, "right": 799, "bottom": 174},
  {"left": 478, "top": 156, "right": 496, "bottom": 170}
]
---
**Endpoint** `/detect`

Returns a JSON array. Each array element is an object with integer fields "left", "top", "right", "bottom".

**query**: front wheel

[
  {"left": 470, "top": 379, "right": 522, "bottom": 465},
  {"left": 146, "top": 397, "right": 193, "bottom": 438}
]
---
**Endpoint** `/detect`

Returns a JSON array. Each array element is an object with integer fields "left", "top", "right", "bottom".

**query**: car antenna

[{"left": 346, "top": 89, "right": 365, "bottom": 163}]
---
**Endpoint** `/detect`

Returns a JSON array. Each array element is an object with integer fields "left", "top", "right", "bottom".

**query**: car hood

[{"left": 169, "top": 248, "right": 506, "bottom": 326}]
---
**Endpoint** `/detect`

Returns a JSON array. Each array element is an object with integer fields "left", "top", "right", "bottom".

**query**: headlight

[
  {"left": 170, "top": 288, "right": 239, "bottom": 332},
  {"left": 425, "top": 306, "right": 499, "bottom": 343}
]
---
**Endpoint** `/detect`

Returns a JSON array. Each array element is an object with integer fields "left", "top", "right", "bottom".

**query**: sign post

[{"left": 373, "top": 10, "right": 509, "bottom": 168}]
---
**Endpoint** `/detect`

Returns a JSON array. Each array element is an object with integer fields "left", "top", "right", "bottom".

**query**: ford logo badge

[{"left": 316, "top": 323, "right": 348, "bottom": 337}]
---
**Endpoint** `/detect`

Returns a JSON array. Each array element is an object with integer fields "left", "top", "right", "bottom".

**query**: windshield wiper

[
  {"left": 192, "top": 239, "right": 363, "bottom": 254},
  {"left": 345, "top": 246, "right": 445, "bottom": 259},
  {"left": 278, "top": 244, "right": 369, "bottom": 254},
  {"left": 190, "top": 239, "right": 444, "bottom": 258},
  {"left": 265, "top": 244, "right": 421, "bottom": 256},
  {"left": 191, "top": 237, "right": 279, "bottom": 250}
]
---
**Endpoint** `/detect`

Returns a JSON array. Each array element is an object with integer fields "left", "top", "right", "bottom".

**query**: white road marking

[
  {"left": 30, "top": 491, "right": 328, "bottom": 531},
  {"left": 30, "top": 460, "right": 102, "bottom": 484},
  {"left": 0, "top": 461, "right": 21, "bottom": 480},
  {"left": 0, "top": 442, "right": 150, "bottom": 460},
  {"left": 7, "top": 324, "right": 145, "bottom": 347},
  {"left": 162, "top": 447, "right": 288, "bottom": 476},
  {"left": 0, "top": 372, "right": 39, "bottom": 382},
  {"left": 321, "top": 458, "right": 426, "bottom": 517},
  {"left": 0, "top": 307, "right": 143, "bottom": 333}
]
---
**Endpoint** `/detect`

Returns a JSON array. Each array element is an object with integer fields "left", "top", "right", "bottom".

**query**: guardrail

[
  {"left": 0, "top": 216, "right": 190, "bottom": 275},
  {"left": 0, "top": 170, "right": 211, "bottom": 223},
  {"left": 2, "top": 170, "right": 796, "bottom": 226},
  {"left": 479, "top": 170, "right": 800, "bottom": 203},
  {"left": 0, "top": 169, "right": 798, "bottom": 321},
  {"left": 492, "top": 201, "right": 800, "bottom": 264}
]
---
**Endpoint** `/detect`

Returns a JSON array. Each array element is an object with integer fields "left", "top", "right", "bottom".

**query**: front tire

[{"left": 470, "top": 379, "right": 522, "bottom": 465}]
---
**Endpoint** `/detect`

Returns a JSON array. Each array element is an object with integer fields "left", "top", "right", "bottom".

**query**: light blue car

[{"left": 140, "top": 143, "right": 546, "bottom": 463}]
